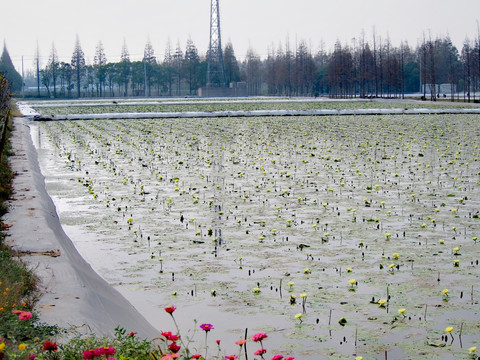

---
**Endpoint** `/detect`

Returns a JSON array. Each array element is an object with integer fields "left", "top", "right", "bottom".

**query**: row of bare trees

[{"left": 30, "top": 32, "right": 480, "bottom": 100}]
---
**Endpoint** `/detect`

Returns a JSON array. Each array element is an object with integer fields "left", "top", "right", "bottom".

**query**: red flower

[
  {"left": 164, "top": 305, "right": 176, "bottom": 314},
  {"left": 43, "top": 340, "right": 58, "bottom": 352},
  {"left": 285, "top": 357, "right": 295, "bottom": 360},
  {"left": 216, "top": 339, "right": 221, "bottom": 345},
  {"left": 224, "top": 356, "right": 238, "bottom": 360},
  {"left": 127, "top": 331, "right": 137, "bottom": 336},
  {"left": 254, "top": 348, "right": 267, "bottom": 355},
  {"left": 28, "top": 355, "right": 37, "bottom": 360},
  {"left": 192, "top": 355, "right": 203, "bottom": 359},
  {"left": 200, "top": 323, "right": 214, "bottom": 332},
  {"left": 161, "top": 331, "right": 173, "bottom": 338},
  {"left": 0, "top": 222, "right": 10, "bottom": 231},
  {"left": 252, "top": 332, "right": 268, "bottom": 342},
  {"left": 161, "top": 331, "right": 179, "bottom": 341},
  {"left": 168, "top": 342, "right": 181, "bottom": 353},
  {"left": 271, "top": 355, "right": 284, "bottom": 360}
]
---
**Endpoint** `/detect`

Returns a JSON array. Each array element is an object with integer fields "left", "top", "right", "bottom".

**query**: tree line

[{"left": 26, "top": 31, "right": 480, "bottom": 100}]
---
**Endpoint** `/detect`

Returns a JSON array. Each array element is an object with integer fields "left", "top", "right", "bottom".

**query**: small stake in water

[{"left": 459, "top": 322, "right": 464, "bottom": 348}]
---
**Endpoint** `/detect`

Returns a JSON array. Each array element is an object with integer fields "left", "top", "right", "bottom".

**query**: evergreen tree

[
  {"left": 119, "top": 39, "right": 131, "bottom": 96},
  {"left": 143, "top": 38, "right": 156, "bottom": 96},
  {"left": 223, "top": 42, "right": 240, "bottom": 85},
  {"left": 48, "top": 43, "right": 59, "bottom": 98},
  {"left": 184, "top": 38, "right": 200, "bottom": 95},
  {"left": 173, "top": 42, "right": 183, "bottom": 95},
  {"left": 34, "top": 43, "right": 41, "bottom": 97},
  {"left": 71, "top": 35, "right": 86, "bottom": 98},
  {"left": 94, "top": 41, "right": 107, "bottom": 97},
  {"left": 0, "top": 42, "right": 22, "bottom": 92}
]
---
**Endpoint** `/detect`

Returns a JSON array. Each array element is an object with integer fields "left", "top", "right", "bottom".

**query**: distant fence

[{"left": 0, "top": 74, "right": 12, "bottom": 160}]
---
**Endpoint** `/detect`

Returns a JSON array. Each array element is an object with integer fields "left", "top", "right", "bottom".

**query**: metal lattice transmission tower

[{"left": 206, "top": 0, "right": 226, "bottom": 87}]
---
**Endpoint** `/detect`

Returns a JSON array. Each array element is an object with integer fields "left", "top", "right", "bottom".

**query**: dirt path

[{"left": 4, "top": 117, "right": 159, "bottom": 339}]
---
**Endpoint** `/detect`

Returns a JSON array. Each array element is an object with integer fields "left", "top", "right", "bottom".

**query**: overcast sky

[{"left": 2, "top": 0, "right": 480, "bottom": 72}]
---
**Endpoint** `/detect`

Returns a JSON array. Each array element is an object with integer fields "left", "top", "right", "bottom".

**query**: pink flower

[
  {"left": 164, "top": 305, "right": 176, "bottom": 314},
  {"left": 28, "top": 355, "right": 37, "bottom": 360},
  {"left": 216, "top": 339, "right": 221, "bottom": 345},
  {"left": 98, "top": 346, "right": 116, "bottom": 356},
  {"left": 271, "top": 355, "right": 284, "bottom": 360},
  {"left": 285, "top": 357, "right": 295, "bottom": 360},
  {"left": 254, "top": 348, "right": 267, "bottom": 355},
  {"left": 200, "top": 323, "right": 214, "bottom": 332},
  {"left": 12, "top": 310, "right": 33, "bottom": 321},
  {"left": 161, "top": 354, "right": 180, "bottom": 360},
  {"left": 252, "top": 332, "right": 268, "bottom": 342},
  {"left": 169, "top": 334, "right": 180, "bottom": 341},
  {"left": 225, "top": 356, "right": 238, "bottom": 360},
  {"left": 18, "top": 311, "right": 33, "bottom": 320},
  {"left": 82, "top": 349, "right": 98, "bottom": 359}
]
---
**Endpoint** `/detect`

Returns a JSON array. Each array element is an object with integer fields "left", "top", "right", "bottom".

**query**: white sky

[{"left": 2, "top": 0, "right": 480, "bottom": 73}]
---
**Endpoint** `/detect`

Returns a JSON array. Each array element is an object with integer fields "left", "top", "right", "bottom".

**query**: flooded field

[{"left": 30, "top": 111, "right": 480, "bottom": 359}]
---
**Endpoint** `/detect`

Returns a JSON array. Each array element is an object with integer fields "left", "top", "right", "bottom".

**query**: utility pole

[{"left": 206, "top": 0, "right": 226, "bottom": 88}]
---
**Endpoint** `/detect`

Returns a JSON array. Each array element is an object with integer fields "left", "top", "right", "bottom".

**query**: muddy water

[{"left": 31, "top": 115, "right": 480, "bottom": 359}]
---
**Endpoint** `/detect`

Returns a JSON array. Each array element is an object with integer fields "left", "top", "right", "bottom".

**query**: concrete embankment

[{"left": 5, "top": 117, "right": 159, "bottom": 339}]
